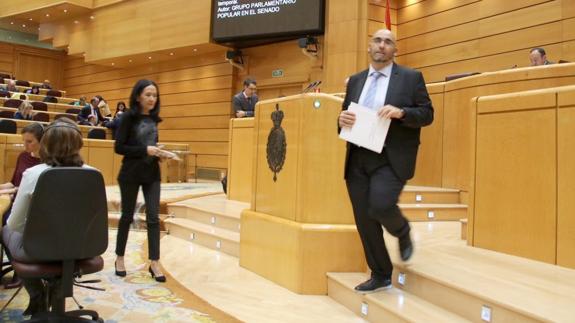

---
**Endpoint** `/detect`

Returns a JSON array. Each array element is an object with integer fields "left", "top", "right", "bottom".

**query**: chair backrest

[
  {"left": 43, "top": 96, "right": 58, "bottom": 103},
  {"left": 32, "top": 112, "right": 49, "bottom": 122},
  {"left": 23, "top": 168, "right": 108, "bottom": 261},
  {"left": 0, "top": 73, "right": 11, "bottom": 80},
  {"left": 0, "top": 91, "right": 9, "bottom": 98},
  {"left": 65, "top": 108, "right": 81, "bottom": 114},
  {"left": 55, "top": 113, "right": 77, "bottom": 121},
  {"left": 15, "top": 80, "right": 30, "bottom": 87},
  {"left": 3, "top": 99, "right": 22, "bottom": 108},
  {"left": 0, "top": 110, "right": 14, "bottom": 118},
  {"left": 46, "top": 90, "right": 62, "bottom": 97},
  {"left": 0, "top": 119, "right": 17, "bottom": 134},
  {"left": 31, "top": 101, "right": 48, "bottom": 111},
  {"left": 87, "top": 128, "right": 106, "bottom": 139}
]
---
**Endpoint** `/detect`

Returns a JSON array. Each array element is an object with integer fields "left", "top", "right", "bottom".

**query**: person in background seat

[
  {"left": 529, "top": 47, "right": 553, "bottom": 66},
  {"left": 14, "top": 101, "right": 35, "bottom": 120}
]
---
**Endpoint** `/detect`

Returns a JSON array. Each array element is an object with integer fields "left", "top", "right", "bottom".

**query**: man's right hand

[
  {"left": 339, "top": 110, "right": 356, "bottom": 128},
  {"left": 236, "top": 111, "right": 246, "bottom": 118}
]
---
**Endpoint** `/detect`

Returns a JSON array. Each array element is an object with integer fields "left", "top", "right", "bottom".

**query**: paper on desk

[{"left": 339, "top": 102, "right": 391, "bottom": 153}]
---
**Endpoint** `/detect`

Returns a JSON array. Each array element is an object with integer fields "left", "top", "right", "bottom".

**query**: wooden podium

[{"left": 239, "top": 93, "right": 366, "bottom": 295}]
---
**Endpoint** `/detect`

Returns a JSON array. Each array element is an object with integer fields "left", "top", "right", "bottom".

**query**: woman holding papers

[
  {"left": 114, "top": 79, "right": 175, "bottom": 283},
  {"left": 338, "top": 29, "right": 434, "bottom": 294}
]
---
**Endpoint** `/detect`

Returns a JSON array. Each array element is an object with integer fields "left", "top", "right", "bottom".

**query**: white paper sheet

[{"left": 339, "top": 102, "right": 391, "bottom": 153}]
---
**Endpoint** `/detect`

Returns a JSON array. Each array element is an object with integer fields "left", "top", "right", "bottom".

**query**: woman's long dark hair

[{"left": 128, "top": 79, "right": 161, "bottom": 122}]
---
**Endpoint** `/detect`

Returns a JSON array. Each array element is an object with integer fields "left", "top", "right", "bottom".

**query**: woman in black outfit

[{"left": 114, "top": 79, "right": 166, "bottom": 282}]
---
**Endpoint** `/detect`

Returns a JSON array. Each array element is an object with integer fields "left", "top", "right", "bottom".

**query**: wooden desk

[
  {"left": 0, "top": 117, "right": 112, "bottom": 139},
  {"left": 468, "top": 85, "right": 575, "bottom": 269},
  {"left": 226, "top": 117, "right": 254, "bottom": 203},
  {"left": 0, "top": 134, "right": 189, "bottom": 185}
]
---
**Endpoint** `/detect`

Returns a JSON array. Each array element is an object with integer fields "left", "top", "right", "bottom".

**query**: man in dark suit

[
  {"left": 77, "top": 97, "right": 104, "bottom": 126},
  {"left": 338, "top": 29, "right": 434, "bottom": 293},
  {"left": 232, "top": 78, "right": 258, "bottom": 118}
]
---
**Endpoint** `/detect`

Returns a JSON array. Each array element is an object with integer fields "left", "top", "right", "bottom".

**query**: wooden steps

[
  {"left": 164, "top": 194, "right": 248, "bottom": 257},
  {"left": 399, "top": 186, "right": 467, "bottom": 222},
  {"left": 400, "top": 203, "right": 467, "bottom": 221},
  {"left": 165, "top": 217, "right": 240, "bottom": 257},
  {"left": 328, "top": 222, "right": 575, "bottom": 323},
  {"left": 399, "top": 186, "right": 461, "bottom": 204},
  {"left": 328, "top": 272, "right": 470, "bottom": 323}
]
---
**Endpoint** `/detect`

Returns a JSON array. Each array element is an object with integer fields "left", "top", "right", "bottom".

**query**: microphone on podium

[
  {"left": 310, "top": 80, "right": 322, "bottom": 92},
  {"left": 302, "top": 80, "right": 319, "bottom": 93}
]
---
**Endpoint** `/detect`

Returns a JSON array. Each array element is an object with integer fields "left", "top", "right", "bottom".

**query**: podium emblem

[{"left": 266, "top": 104, "right": 287, "bottom": 182}]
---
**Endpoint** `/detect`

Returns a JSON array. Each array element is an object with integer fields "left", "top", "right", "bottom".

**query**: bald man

[{"left": 338, "top": 29, "right": 434, "bottom": 293}]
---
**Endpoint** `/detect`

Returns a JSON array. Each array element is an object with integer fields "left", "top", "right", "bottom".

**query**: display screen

[{"left": 211, "top": 0, "right": 325, "bottom": 44}]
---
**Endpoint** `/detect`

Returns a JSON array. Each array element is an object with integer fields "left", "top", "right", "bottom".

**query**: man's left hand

[{"left": 377, "top": 105, "right": 405, "bottom": 119}]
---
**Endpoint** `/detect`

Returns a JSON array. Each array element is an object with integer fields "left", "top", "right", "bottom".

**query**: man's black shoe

[
  {"left": 354, "top": 277, "right": 392, "bottom": 294},
  {"left": 399, "top": 234, "right": 413, "bottom": 261}
]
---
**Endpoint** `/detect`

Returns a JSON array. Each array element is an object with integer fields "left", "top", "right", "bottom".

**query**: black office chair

[
  {"left": 3, "top": 168, "right": 108, "bottom": 322},
  {"left": 87, "top": 128, "right": 106, "bottom": 139},
  {"left": 0, "top": 119, "right": 17, "bottom": 134}
]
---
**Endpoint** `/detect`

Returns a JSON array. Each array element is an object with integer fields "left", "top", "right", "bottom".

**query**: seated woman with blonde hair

[
  {"left": 2, "top": 117, "right": 95, "bottom": 316},
  {"left": 13, "top": 101, "right": 35, "bottom": 120}
]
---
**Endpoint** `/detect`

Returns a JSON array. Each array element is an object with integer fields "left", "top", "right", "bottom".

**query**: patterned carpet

[{"left": 0, "top": 230, "right": 241, "bottom": 323}]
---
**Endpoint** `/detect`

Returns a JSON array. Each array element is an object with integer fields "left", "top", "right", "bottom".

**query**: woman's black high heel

[
  {"left": 115, "top": 261, "right": 126, "bottom": 277},
  {"left": 148, "top": 266, "right": 166, "bottom": 283}
]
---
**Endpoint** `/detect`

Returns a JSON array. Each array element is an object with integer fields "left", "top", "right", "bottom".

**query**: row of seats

[
  {"left": 0, "top": 118, "right": 107, "bottom": 139},
  {"left": 0, "top": 73, "right": 65, "bottom": 96}
]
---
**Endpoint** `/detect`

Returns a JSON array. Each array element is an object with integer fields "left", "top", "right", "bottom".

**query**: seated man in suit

[
  {"left": 232, "top": 78, "right": 258, "bottom": 118},
  {"left": 529, "top": 47, "right": 553, "bottom": 66},
  {"left": 77, "top": 97, "right": 104, "bottom": 126}
]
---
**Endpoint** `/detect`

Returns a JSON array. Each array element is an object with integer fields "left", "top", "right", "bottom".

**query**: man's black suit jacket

[
  {"left": 78, "top": 104, "right": 104, "bottom": 125},
  {"left": 232, "top": 92, "right": 258, "bottom": 117},
  {"left": 341, "top": 63, "right": 434, "bottom": 181}
]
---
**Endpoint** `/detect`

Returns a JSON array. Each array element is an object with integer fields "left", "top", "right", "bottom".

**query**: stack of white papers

[{"left": 339, "top": 102, "right": 391, "bottom": 153}]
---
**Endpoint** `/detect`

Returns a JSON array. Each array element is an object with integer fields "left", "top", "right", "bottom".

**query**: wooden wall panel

[
  {"left": 382, "top": 0, "right": 573, "bottom": 83},
  {"left": 474, "top": 108, "right": 557, "bottom": 264},
  {"left": 231, "top": 40, "right": 320, "bottom": 100},
  {"left": 0, "top": 42, "right": 64, "bottom": 87},
  {"left": 557, "top": 95, "right": 575, "bottom": 269},
  {"left": 63, "top": 51, "right": 233, "bottom": 175}
]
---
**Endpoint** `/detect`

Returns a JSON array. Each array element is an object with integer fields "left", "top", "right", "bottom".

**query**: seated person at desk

[
  {"left": 77, "top": 97, "right": 104, "bottom": 126},
  {"left": 530, "top": 47, "right": 553, "bottom": 66},
  {"left": 232, "top": 78, "right": 258, "bottom": 118},
  {"left": 0, "top": 123, "right": 43, "bottom": 289},
  {"left": 14, "top": 101, "right": 35, "bottom": 120},
  {"left": 96, "top": 95, "right": 112, "bottom": 118},
  {"left": 3, "top": 79, "right": 18, "bottom": 93},
  {"left": 2, "top": 118, "right": 91, "bottom": 316},
  {"left": 40, "top": 79, "right": 52, "bottom": 89},
  {"left": 25, "top": 85, "right": 40, "bottom": 95},
  {"left": 73, "top": 96, "right": 89, "bottom": 108},
  {"left": 0, "top": 123, "right": 44, "bottom": 224}
]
